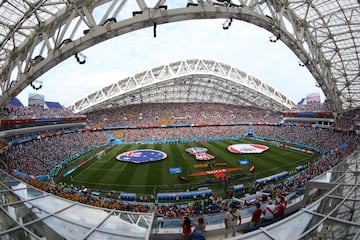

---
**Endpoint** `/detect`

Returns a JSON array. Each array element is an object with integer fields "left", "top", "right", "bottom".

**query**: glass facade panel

[
  {"left": 267, "top": 212, "right": 313, "bottom": 240},
  {"left": 33, "top": 216, "right": 91, "bottom": 240},
  {"left": 0, "top": 184, "right": 8, "bottom": 191},
  {"left": 331, "top": 199, "right": 360, "bottom": 223},
  {"left": 28, "top": 195, "right": 73, "bottom": 213},
  {"left": 350, "top": 187, "right": 360, "bottom": 201},
  {"left": 300, "top": 219, "right": 360, "bottom": 240},
  {"left": 0, "top": 227, "right": 34, "bottom": 239},
  {"left": 312, "top": 196, "right": 342, "bottom": 215},
  {"left": 98, "top": 213, "right": 149, "bottom": 238},
  {"left": 0, "top": 173, "right": 13, "bottom": 181},
  {"left": 300, "top": 215, "right": 324, "bottom": 233},
  {"left": 341, "top": 172, "right": 358, "bottom": 184},
  {"left": 329, "top": 185, "right": 352, "bottom": 197},
  {"left": 0, "top": 190, "right": 24, "bottom": 205},
  {"left": 307, "top": 201, "right": 321, "bottom": 212},
  {"left": 3, "top": 202, "right": 49, "bottom": 224},
  {"left": 87, "top": 230, "right": 135, "bottom": 240},
  {"left": 56, "top": 204, "right": 111, "bottom": 228},
  {"left": 0, "top": 208, "right": 18, "bottom": 231},
  {"left": 312, "top": 172, "right": 331, "bottom": 183},
  {"left": 238, "top": 232, "right": 273, "bottom": 240},
  {"left": 12, "top": 186, "right": 46, "bottom": 201},
  {"left": 2, "top": 180, "right": 24, "bottom": 189}
]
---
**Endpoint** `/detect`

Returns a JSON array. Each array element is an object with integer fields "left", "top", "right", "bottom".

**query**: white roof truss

[
  {"left": 0, "top": 0, "right": 359, "bottom": 112},
  {"left": 69, "top": 59, "right": 295, "bottom": 113}
]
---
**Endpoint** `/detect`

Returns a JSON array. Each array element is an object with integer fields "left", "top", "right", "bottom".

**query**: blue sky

[{"left": 16, "top": 19, "right": 324, "bottom": 107}]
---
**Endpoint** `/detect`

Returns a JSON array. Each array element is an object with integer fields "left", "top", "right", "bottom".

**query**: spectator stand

[
  {"left": 8, "top": 97, "right": 23, "bottom": 107},
  {"left": 255, "top": 171, "right": 289, "bottom": 186},
  {"left": 45, "top": 101, "right": 63, "bottom": 109},
  {"left": 120, "top": 192, "right": 137, "bottom": 201},
  {"left": 156, "top": 189, "right": 213, "bottom": 203}
]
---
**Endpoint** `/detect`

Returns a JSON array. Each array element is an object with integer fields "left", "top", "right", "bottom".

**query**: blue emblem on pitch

[{"left": 116, "top": 149, "right": 167, "bottom": 163}]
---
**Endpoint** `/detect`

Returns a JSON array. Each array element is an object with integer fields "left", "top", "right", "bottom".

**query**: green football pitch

[{"left": 56, "top": 138, "right": 320, "bottom": 199}]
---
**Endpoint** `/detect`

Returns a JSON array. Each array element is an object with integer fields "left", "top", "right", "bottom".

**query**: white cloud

[{"left": 16, "top": 19, "right": 324, "bottom": 107}]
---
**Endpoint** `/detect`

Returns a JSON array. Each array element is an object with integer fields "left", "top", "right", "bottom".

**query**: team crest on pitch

[
  {"left": 228, "top": 144, "right": 269, "bottom": 154},
  {"left": 185, "top": 147, "right": 208, "bottom": 154},
  {"left": 185, "top": 147, "right": 215, "bottom": 161},
  {"left": 116, "top": 149, "right": 167, "bottom": 163}
]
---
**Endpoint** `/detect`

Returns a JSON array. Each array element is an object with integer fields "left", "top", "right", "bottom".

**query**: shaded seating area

[
  {"left": 232, "top": 184, "right": 246, "bottom": 193},
  {"left": 45, "top": 101, "right": 63, "bottom": 109},
  {"left": 120, "top": 192, "right": 136, "bottom": 201},
  {"left": 8, "top": 97, "right": 24, "bottom": 107},
  {"left": 255, "top": 171, "right": 289, "bottom": 185}
]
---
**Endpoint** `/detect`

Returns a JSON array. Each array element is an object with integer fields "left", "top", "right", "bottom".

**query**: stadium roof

[
  {"left": 69, "top": 59, "right": 296, "bottom": 113},
  {"left": 0, "top": 0, "right": 359, "bottom": 113}
]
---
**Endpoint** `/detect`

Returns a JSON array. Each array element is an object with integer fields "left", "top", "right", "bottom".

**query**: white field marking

[
  {"left": 72, "top": 163, "right": 127, "bottom": 181},
  {"left": 71, "top": 179, "right": 158, "bottom": 188},
  {"left": 85, "top": 167, "right": 124, "bottom": 172}
]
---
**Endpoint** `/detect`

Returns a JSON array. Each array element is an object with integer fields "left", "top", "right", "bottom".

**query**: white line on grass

[
  {"left": 71, "top": 179, "right": 158, "bottom": 188},
  {"left": 72, "top": 162, "right": 127, "bottom": 182}
]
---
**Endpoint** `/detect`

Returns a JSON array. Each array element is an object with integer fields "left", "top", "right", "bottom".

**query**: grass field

[{"left": 57, "top": 138, "right": 320, "bottom": 200}]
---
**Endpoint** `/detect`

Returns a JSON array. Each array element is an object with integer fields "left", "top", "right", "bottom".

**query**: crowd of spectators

[
  {"left": 1, "top": 131, "right": 108, "bottom": 176},
  {"left": 2, "top": 124, "right": 356, "bottom": 178},
  {"left": 86, "top": 103, "right": 282, "bottom": 127},
  {"left": 0, "top": 103, "right": 359, "bottom": 222},
  {"left": 118, "top": 125, "right": 357, "bottom": 152},
  {"left": 255, "top": 125, "right": 357, "bottom": 151},
  {"left": 1, "top": 105, "right": 80, "bottom": 119},
  {"left": 290, "top": 101, "right": 332, "bottom": 112},
  {"left": 1, "top": 102, "right": 354, "bottom": 130}
]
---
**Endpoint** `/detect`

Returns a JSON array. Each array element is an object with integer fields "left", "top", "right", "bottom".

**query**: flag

[
  {"left": 297, "top": 98, "right": 305, "bottom": 105},
  {"left": 126, "top": 151, "right": 142, "bottom": 157},
  {"left": 306, "top": 93, "right": 320, "bottom": 103},
  {"left": 107, "top": 133, "right": 115, "bottom": 140},
  {"left": 195, "top": 153, "right": 214, "bottom": 160},
  {"left": 116, "top": 149, "right": 167, "bottom": 163}
]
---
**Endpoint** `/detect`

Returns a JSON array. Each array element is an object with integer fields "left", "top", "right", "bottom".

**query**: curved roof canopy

[
  {"left": 69, "top": 59, "right": 296, "bottom": 113},
  {"left": 0, "top": 0, "right": 359, "bottom": 112}
]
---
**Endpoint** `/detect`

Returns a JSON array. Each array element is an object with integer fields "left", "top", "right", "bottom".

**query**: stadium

[{"left": 0, "top": 1, "right": 359, "bottom": 240}]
